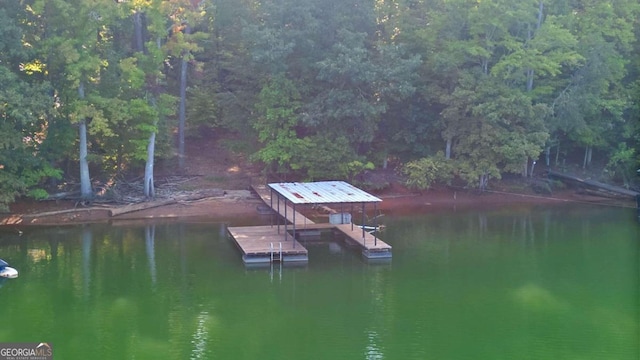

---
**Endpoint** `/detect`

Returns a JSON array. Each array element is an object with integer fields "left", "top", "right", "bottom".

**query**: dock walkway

[{"left": 226, "top": 184, "right": 392, "bottom": 264}]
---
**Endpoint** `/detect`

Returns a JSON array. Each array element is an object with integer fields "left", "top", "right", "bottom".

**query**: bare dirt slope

[{"left": 3, "top": 131, "right": 263, "bottom": 225}]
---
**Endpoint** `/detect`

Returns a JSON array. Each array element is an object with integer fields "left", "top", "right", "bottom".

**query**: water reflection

[
  {"left": 190, "top": 311, "right": 211, "bottom": 360},
  {"left": 145, "top": 225, "right": 157, "bottom": 285},
  {"left": 269, "top": 262, "right": 282, "bottom": 283},
  {"left": 82, "top": 226, "right": 92, "bottom": 299},
  {"left": 365, "top": 330, "right": 383, "bottom": 360},
  {"left": 512, "top": 283, "right": 569, "bottom": 313},
  {"left": 0, "top": 206, "right": 636, "bottom": 360},
  {"left": 363, "top": 261, "right": 391, "bottom": 360}
]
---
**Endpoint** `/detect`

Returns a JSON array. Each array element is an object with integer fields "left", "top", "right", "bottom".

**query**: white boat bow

[
  {"left": 0, "top": 259, "right": 18, "bottom": 279},
  {"left": 0, "top": 266, "right": 18, "bottom": 279}
]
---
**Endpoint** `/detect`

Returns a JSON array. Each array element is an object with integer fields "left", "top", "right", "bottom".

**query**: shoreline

[{"left": 0, "top": 186, "right": 634, "bottom": 227}]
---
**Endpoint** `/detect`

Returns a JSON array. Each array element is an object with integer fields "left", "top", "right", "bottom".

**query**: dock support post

[
  {"left": 270, "top": 188, "right": 274, "bottom": 228},
  {"left": 351, "top": 204, "right": 354, "bottom": 231},
  {"left": 284, "top": 199, "right": 288, "bottom": 241},
  {"left": 373, "top": 202, "right": 378, "bottom": 246},
  {"left": 277, "top": 194, "right": 281, "bottom": 234},
  {"left": 361, "top": 202, "right": 366, "bottom": 243}
]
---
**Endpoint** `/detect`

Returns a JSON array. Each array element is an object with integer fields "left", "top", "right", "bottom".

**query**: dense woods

[{"left": 0, "top": 0, "right": 638, "bottom": 209}]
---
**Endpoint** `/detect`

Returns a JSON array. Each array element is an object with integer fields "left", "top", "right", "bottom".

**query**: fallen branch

[
  {"left": 45, "top": 191, "right": 81, "bottom": 201},
  {"left": 22, "top": 207, "right": 112, "bottom": 219},
  {"left": 110, "top": 199, "right": 177, "bottom": 217},
  {"left": 548, "top": 170, "right": 639, "bottom": 199}
]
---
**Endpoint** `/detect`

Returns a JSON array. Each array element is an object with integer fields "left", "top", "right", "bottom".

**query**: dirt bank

[{"left": 1, "top": 184, "right": 632, "bottom": 227}]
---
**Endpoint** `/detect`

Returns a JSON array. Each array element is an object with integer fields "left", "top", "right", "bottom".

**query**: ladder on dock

[{"left": 270, "top": 242, "right": 283, "bottom": 263}]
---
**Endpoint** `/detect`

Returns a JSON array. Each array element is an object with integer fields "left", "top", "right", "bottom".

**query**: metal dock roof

[{"left": 268, "top": 181, "right": 382, "bottom": 204}]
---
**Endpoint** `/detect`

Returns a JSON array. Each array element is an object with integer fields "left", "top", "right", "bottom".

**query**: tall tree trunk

[
  {"left": 381, "top": 149, "right": 388, "bottom": 169},
  {"left": 445, "top": 138, "right": 452, "bottom": 159},
  {"left": 133, "top": 11, "right": 144, "bottom": 54},
  {"left": 144, "top": 132, "right": 156, "bottom": 197},
  {"left": 535, "top": 1, "right": 544, "bottom": 30},
  {"left": 135, "top": 11, "right": 157, "bottom": 199},
  {"left": 178, "top": 25, "right": 191, "bottom": 171},
  {"left": 530, "top": 159, "right": 537, "bottom": 177},
  {"left": 79, "top": 120, "right": 92, "bottom": 199},
  {"left": 78, "top": 82, "right": 92, "bottom": 200},
  {"left": 526, "top": 1, "right": 544, "bottom": 92},
  {"left": 526, "top": 68, "right": 534, "bottom": 92},
  {"left": 545, "top": 146, "right": 550, "bottom": 167},
  {"left": 481, "top": 58, "right": 488, "bottom": 75},
  {"left": 479, "top": 173, "right": 489, "bottom": 192},
  {"left": 583, "top": 145, "right": 589, "bottom": 169}
]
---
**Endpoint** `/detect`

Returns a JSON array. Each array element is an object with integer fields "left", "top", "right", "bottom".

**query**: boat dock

[
  {"left": 227, "top": 225, "right": 308, "bottom": 264},
  {"left": 227, "top": 182, "right": 392, "bottom": 265}
]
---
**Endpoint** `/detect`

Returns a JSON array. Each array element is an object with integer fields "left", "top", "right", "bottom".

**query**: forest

[{"left": 0, "top": 0, "right": 638, "bottom": 210}]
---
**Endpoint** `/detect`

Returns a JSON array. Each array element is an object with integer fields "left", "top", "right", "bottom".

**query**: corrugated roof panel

[{"left": 268, "top": 181, "right": 382, "bottom": 204}]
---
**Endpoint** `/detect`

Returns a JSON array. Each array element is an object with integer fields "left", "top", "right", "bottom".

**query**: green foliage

[
  {"left": 402, "top": 153, "right": 453, "bottom": 191},
  {"left": 441, "top": 72, "right": 549, "bottom": 181},
  {"left": 119, "top": 57, "right": 146, "bottom": 90},
  {"left": 307, "top": 29, "right": 420, "bottom": 150},
  {"left": 293, "top": 136, "right": 362, "bottom": 181},
  {"left": 345, "top": 161, "right": 375, "bottom": 182},
  {"left": 490, "top": 14, "right": 583, "bottom": 86},
  {"left": 187, "top": 84, "right": 220, "bottom": 132},
  {"left": 0, "top": 0, "right": 637, "bottom": 210},
  {"left": 0, "top": 143, "right": 63, "bottom": 208},
  {"left": 129, "top": 98, "right": 160, "bottom": 161},
  {"left": 456, "top": 158, "right": 502, "bottom": 191},
  {"left": 0, "top": 171, "right": 22, "bottom": 211},
  {"left": 0, "top": 10, "right": 62, "bottom": 208},
  {"left": 606, "top": 143, "right": 637, "bottom": 187},
  {"left": 252, "top": 76, "right": 304, "bottom": 173},
  {"left": 27, "top": 188, "right": 50, "bottom": 200}
]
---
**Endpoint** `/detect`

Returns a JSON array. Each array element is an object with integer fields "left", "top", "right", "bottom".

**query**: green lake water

[{"left": 0, "top": 204, "right": 638, "bottom": 360}]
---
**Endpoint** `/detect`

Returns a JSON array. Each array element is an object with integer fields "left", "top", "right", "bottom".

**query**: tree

[
  {"left": 127, "top": 0, "right": 177, "bottom": 198},
  {"left": 31, "top": 0, "right": 132, "bottom": 200},
  {"left": 550, "top": 0, "right": 639, "bottom": 169},
  {"left": 163, "top": 0, "right": 208, "bottom": 171},
  {"left": 0, "top": 1, "right": 63, "bottom": 209},
  {"left": 401, "top": 152, "right": 453, "bottom": 191},
  {"left": 252, "top": 76, "right": 306, "bottom": 175},
  {"left": 0, "top": 0, "right": 638, "bottom": 210},
  {"left": 441, "top": 72, "right": 548, "bottom": 189}
]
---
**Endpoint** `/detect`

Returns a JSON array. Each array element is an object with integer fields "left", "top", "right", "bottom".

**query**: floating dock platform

[
  {"left": 227, "top": 182, "right": 392, "bottom": 265},
  {"left": 227, "top": 225, "right": 308, "bottom": 264}
]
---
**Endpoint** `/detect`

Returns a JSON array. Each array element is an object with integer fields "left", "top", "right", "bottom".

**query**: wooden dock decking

[
  {"left": 227, "top": 226, "right": 308, "bottom": 264},
  {"left": 226, "top": 184, "right": 392, "bottom": 265}
]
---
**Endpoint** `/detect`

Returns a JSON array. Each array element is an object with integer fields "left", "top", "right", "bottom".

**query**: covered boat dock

[{"left": 227, "top": 181, "right": 392, "bottom": 265}]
